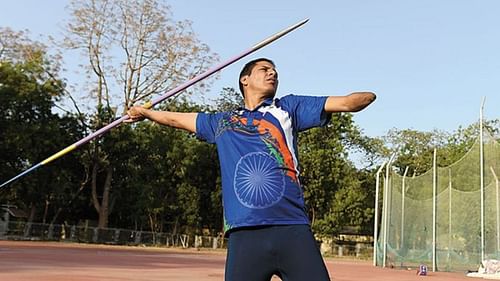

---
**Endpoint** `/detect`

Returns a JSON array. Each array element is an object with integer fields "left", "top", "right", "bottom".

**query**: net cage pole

[
  {"left": 401, "top": 167, "right": 409, "bottom": 254},
  {"left": 491, "top": 167, "right": 499, "bottom": 255},
  {"left": 432, "top": 148, "right": 437, "bottom": 272},
  {"left": 448, "top": 168, "right": 452, "bottom": 269},
  {"left": 382, "top": 154, "right": 396, "bottom": 268},
  {"left": 382, "top": 163, "right": 390, "bottom": 268},
  {"left": 373, "top": 160, "right": 387, "bottom": 266},
  {"left": 480, "top": 97, "right": 486, "bottom": 262}
]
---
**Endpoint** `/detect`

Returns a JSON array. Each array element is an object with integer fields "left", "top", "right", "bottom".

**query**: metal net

[{"left": 376, "top": 129, "right": 500, "bottom": 271}]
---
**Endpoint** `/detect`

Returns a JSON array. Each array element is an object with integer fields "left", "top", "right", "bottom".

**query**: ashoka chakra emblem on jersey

[{"left": 234, "top": 152, "right": 285, "bottom": 209}]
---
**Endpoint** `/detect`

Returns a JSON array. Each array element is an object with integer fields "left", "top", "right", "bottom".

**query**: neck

[{"left": 244, "top": 93, "right": 273, "bottom": 110}]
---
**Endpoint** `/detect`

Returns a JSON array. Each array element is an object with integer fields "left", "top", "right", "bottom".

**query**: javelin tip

[
  {"left": 252, "top": 18, "right": 310, "bottom": 50},
  {"left": 288, "top": 18, "right": 309, "bottom": 30}
]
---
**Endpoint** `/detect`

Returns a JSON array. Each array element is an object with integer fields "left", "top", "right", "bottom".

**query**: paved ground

[{"left": 0, "top": 240, "right": 474, "bottom": 280}]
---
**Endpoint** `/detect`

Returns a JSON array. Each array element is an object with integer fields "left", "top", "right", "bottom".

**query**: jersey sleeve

[
  {"left": 281, "top": 95, "right": 331, "bottom": 131},
  {"left": 195, "top": 112, "right": 222, "bottom": 144}
]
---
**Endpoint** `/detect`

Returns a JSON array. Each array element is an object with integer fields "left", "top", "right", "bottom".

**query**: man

[{"left": 127, "top": 58, "right": 376, "bottom": 280}]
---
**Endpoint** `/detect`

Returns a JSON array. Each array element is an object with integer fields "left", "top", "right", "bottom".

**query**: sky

[{"left": 1, "top": 0, "right": 500, "bottom": 138}]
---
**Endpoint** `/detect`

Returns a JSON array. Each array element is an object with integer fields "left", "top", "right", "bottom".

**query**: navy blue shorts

[{"left": 225, "top": 225, "right": 330, "bottom": 281}]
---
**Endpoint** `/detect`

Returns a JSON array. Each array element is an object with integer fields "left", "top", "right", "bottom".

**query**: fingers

[{"left": 125, "top": 106, "right": 147, "bottom": 123}]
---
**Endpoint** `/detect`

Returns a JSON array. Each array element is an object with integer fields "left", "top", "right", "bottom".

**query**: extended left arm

[{"left": 324, "top": 91, "right": 376, "bottom": 113}]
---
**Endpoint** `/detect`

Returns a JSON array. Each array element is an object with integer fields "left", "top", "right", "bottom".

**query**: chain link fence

[
  {"left": 0, "top": 220, "right": 227, "bottom": 249},
  {"left": 0, "top": 220, "right": 372, "bottom": 259}
]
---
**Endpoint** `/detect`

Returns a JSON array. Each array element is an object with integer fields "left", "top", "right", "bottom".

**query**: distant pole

[
  {"left": 490, "top": 167, "right": 499, "bottom": 255},
  {"left": 448, "top": 168, "right": 452, "bottom": 268},
  {"left": 480, "top": 97, "right": 486, "bottom": 262},
  {"left": 432, "top": 148, "right": 437, "bottom": 272},
  {"left": 382, "top": 161, "right": 390, "bottom": 268},
  {"left": 382, "top": 154, "right": 396, "bottom": 268},
  {"left": 400, "top": 166, "right": 409, "bottom": 251},
  {"left": 373, "top": 160, "right": 387, "bottom": 266}
]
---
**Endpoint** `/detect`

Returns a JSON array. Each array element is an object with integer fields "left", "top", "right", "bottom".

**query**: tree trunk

[
  {"left": 50, "top": 177, "right": 88, "bottom": 225},
  {"left": 99, "top": 167, "right": 112, "bottom": 228},
  {"left": 42, "top": 199, "right": 49, "bottom": 224},
  {"left": 27, "top": 204, "right": 36, "bottom": 223},
  {"left": 91, "top": 163, "right": 113, "bottom": 229}
]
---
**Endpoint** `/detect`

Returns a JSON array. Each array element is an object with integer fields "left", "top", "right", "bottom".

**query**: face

[{"left": 240, "top": 61, "right": 279, "bottom": 98}]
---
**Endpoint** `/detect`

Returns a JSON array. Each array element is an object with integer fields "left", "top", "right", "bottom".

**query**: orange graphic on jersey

[{"left": 233, "top": 116, "right": 297, "bottom": 182}]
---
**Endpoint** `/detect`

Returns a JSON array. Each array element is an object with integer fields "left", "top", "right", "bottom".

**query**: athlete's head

[{"left": 239, "top": 58, "right": 278, "bottom": 98}]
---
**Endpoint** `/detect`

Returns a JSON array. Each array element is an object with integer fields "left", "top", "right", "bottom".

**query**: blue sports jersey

[{"left": 196, "top": 94, "right": 331, "bottom": 233}]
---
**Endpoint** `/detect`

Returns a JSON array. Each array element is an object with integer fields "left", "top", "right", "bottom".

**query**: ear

[{"left": 240, "top": 75, "right": 249, "bottom": 87}]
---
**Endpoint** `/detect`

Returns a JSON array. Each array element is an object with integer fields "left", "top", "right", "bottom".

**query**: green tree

[
  {"left": 62, "top": 0, "right": 218, "bottom": 228},
  {"left": 211, "top": 87, "right": 244, "bottom": 112},
  {"left": 107, "top": 99, "right": 221, "bottom": 235},
  {"left": 0, "top": 41, "right": 84, "bottom": 224},
  {"left": 383, "top": 128, "right": 443, "bottom": 176},
  {"left": 299, "top": 113, "right": 378, "bottom": 236},
  {"left": 383, "top": 120, "right": 499, "bottom": 178}
]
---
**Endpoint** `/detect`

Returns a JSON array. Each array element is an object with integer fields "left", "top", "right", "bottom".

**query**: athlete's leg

[
  {"left": 225, "top": 227, "right": 277, "bottom": 281},
  {"left": 276, "top": 225, "right": 330, "bottom": 281}
]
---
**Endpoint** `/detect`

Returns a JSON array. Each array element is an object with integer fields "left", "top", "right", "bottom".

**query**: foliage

[
  {"left": 11, "top": 1, "right": 496, "bottom": 238},
  {"left": 0, "top": 58, "right": 84, "bottom": 223},
  {"left": 60, "top": 0, "right": 219, "bottom": 228},
  {"left": 106, "top": 100, "right": 221, "bottom": 234},
  {"left": 299, "top": 113, "right": 380, "bottom": 236},
  {"left": 211, "top": 87, "right": 244, "bottom": 112},
  {"left": 384, "top": 119, "right": 499, "bottom": 178}
]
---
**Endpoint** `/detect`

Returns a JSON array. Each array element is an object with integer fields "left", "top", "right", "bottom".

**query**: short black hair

[{"left": 238, "top": 58, "right": 275, "bottom": 97}]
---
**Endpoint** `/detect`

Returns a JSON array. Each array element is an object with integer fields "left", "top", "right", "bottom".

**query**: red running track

[{"left": 0, "top": 241, "right": 473, "bottom": 281}]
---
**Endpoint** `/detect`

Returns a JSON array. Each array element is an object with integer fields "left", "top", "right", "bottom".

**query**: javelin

[{"left": 0, "top": 18, "right": 309, "bottom": 189}]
